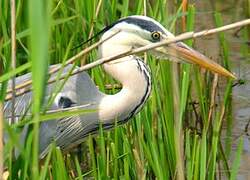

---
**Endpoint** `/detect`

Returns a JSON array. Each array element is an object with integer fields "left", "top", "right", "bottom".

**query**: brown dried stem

[
  {"left": 6, "top": 30, "right": 120, "bottom": 95},
  {"left": 10, "top": 0, "right": 16, "bottom": 124},
  {"left": 207, "top": 74, "right": 218, "bottom": 132},
  {"left": 5, "top": 18, "right": 250, "bottom": 101}
]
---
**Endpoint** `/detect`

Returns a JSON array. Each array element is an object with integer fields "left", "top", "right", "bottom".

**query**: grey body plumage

[
  {"left": 4, "top": 58, "right": 151, "bottom": 158},
  {"left": 4, "top": 65, "right": 104, "bottom": 157}
]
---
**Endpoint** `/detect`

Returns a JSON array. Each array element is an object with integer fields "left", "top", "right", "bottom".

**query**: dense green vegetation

[{"left": 1, "top": 0, "right": 248, "bottom": 179}]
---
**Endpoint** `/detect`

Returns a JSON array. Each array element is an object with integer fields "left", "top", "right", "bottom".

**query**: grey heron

[{"left": 4, "top": 15, "right": 235, "bottom": 158}]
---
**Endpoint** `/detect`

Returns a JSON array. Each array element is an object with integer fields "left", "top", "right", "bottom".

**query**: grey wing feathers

[
  {"left": 4, "top": 64, "right": 104, "bottom": 157},
  {"left": 40, "top": 112, "right": 101, "bottom": 158},
  {"left": 4, "top": 64, "right": 102, "bottom": 121},
  {"left": 4, "top": 73, "right": 33, "bottom": 123}
]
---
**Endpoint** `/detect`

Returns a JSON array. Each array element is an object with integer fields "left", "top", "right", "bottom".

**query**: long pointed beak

[{"left": 158, "top": 42, "right": 236, "bottom": 79}]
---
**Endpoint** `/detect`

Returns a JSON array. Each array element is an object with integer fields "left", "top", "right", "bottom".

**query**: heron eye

[{"left": 151, "top": 31, "right": 161, "bottom": 41}]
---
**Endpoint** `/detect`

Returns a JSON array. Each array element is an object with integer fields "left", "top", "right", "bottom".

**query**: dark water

[{"left": 189, "top": 0, "right": 250, "bottom": 179}]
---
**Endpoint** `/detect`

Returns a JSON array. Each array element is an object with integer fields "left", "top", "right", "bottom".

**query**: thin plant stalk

[
  {"left": 81, "top": 0, "right": 103, "bottom": 66},
  {"left": 0, "top": 102, "right": 3, "bottom": 180},
  {"left": 10, "top": 0, "right": 16, "bottom": 124},
  {"left": 6, "top": 30, "right": 120, "bottom": 94},
  {"left": 5, "top": 19, "right": 250, "bottom": 97},
  {"left": 4, "top": 18, "right": 250, "bottom": 101},
  {"left": 5, "top": 18, "right": 250, "bottom": 101}
]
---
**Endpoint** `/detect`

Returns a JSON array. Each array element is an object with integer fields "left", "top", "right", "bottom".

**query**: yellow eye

[{"left": 151, "top": 31, "right": 161, "bottom": 41}]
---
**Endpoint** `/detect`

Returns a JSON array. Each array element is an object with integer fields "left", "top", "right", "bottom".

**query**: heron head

[{"left": 99, "top": 15, "right": 235, "bottom": 79}]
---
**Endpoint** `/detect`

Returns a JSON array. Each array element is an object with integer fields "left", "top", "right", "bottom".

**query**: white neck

[
  {"left": 98, "top": 55, "right": 151, "bottom": 123},
  {"left": 97, "top": 29, "right": 152, "bottom": 123}
]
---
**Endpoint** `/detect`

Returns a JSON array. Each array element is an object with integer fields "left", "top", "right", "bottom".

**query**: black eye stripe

[{"left": 77, "top": 17, "right": 166, "bottom": 49}]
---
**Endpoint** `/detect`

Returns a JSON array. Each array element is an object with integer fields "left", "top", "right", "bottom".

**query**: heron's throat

[{"left": 98, "top": 56, "right": 152, "bottom": 123}]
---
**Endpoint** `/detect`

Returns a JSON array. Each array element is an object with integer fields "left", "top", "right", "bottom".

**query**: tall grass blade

[{"left": 29, "top": 0, "right": 50, "bottom": 178}]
